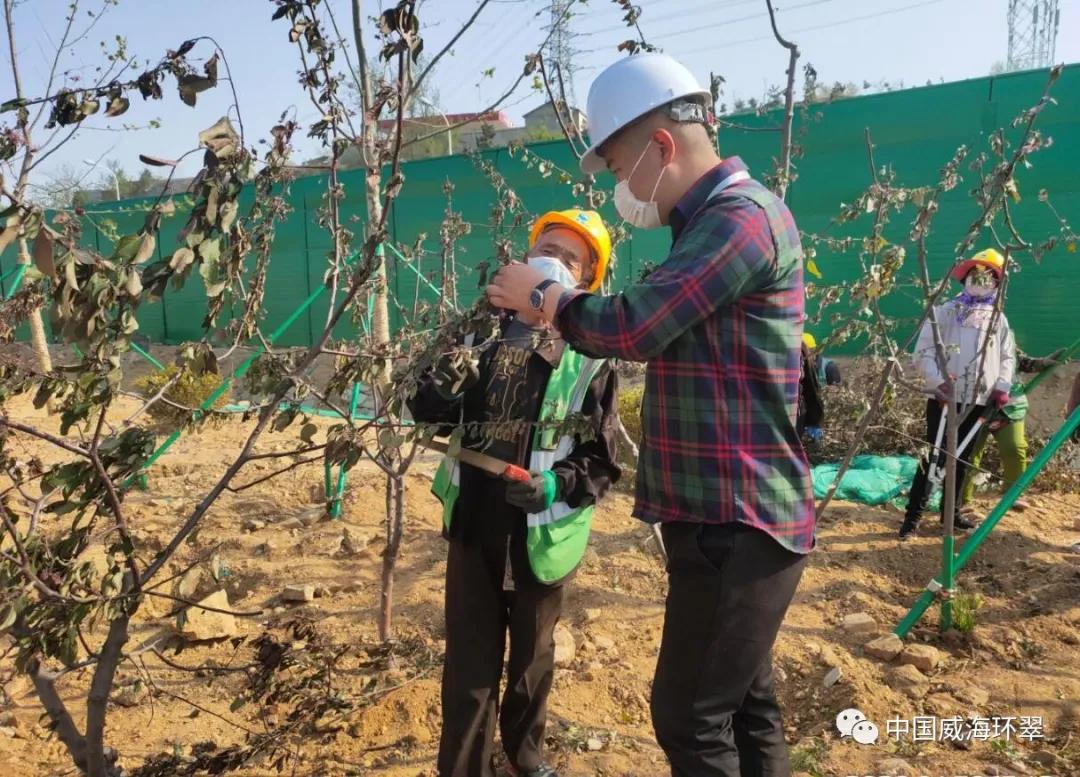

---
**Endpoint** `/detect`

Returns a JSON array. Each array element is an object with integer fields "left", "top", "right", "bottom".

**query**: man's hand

[
  {"left": 933, "top": 382, "right": 954, "bottom": 402},
  {"left": 432, "top": 350, "right": 480, "bottom": 399},
  {"left": 990, "top": 389, "right": 1010, "bottom": 410},
  {"left": 485, "top": 262, "right": 549, "bottom": 315},
  {"left": 505, "top": 470, "right": 558, "bottom": 513}
]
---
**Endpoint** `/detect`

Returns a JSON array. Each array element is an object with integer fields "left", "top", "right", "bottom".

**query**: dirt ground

[{"left": 2, "top": 390, "right": 1080, "bottom": 777}]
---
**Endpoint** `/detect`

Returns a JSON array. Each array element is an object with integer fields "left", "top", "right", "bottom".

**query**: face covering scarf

[{"left": 955, "top": 274, "right": 999, "bottom": 325}]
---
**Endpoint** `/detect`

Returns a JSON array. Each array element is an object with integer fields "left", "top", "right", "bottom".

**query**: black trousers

[
  {"left": 438, "top": 500, "right": 565, "bottom": 777},
  {"left": 904, "top": 399, "right": 989, "bottom": 521},
  {"left": 651, "top": 522, "right": 807, "bottom": 777}
]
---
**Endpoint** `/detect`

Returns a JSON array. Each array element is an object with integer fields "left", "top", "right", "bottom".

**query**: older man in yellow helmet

[{"left": 409, "top": 209, "right": 619, "bottom": 777}]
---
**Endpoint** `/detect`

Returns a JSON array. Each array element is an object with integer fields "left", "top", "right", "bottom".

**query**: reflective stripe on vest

[{"left": 526, "top": 355, "right": 600, "bottom": 528}]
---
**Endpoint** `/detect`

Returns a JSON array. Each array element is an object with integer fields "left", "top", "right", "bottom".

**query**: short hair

[{"left": 597, "top": 97, "right": 710, "bottom": 157}]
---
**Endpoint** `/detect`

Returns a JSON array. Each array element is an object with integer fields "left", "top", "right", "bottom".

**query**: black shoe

[
  {"left": 512, "top": 766, "right": 559, "bottom": 777},
  {"left": 899, "top": 517, "right": 920, "bottom": 541},
  {"left": 949, "top": 514, "right": 978, "bottom": 531}
]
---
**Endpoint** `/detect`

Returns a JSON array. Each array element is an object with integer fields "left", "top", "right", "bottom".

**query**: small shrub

[
  {"left": 951, "top": 590, "right": 982, "bottom": 633},
  {"left": 617, "top": 384, "right": 643, "bottom": 447},
  {"left": 135, "top": 364, "right": 230, "bottom": 430},
  {"left": 788, "top": 737, "right": 828, "bottom": 777}
]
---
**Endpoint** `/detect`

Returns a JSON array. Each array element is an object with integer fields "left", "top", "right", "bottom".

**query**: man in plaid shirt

[{"left": 488, "top": 53, "right": 814, "bottom": 776}]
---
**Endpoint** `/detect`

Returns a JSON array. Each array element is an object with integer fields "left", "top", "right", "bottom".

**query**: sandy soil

[{"left": 1, "top": 392, "right": 1079, "bottom": 777}]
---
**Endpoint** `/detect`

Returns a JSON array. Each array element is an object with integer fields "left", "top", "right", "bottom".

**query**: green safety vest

[{"left": 431, "top": 341, "right": 604, "bottom": 584}]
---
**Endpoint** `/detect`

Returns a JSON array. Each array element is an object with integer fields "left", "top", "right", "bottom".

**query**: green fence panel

[{"left": 24, "top": 64, "right": 1078, "bottom": 357}]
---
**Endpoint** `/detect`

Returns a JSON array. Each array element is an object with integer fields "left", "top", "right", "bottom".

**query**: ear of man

[{"left": 620, "top": 109, "right": 714, "bottom": 160}]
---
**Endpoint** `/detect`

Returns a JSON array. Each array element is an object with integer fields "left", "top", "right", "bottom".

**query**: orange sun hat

[{"left": 949, "top": 248, "right": 1005, "bottom": 282}]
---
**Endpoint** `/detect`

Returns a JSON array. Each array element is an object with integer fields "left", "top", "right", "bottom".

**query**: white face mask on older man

[{"left": 526, "top": 255, "right": 578, "bottom": 288}]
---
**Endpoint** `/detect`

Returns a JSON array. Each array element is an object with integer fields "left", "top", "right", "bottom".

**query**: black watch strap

[{"left": 531, "top": 278, "right": 558, "bottom": 310}]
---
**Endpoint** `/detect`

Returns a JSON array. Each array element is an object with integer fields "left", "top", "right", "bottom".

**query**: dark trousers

[
  {"left": 905, "top": 399, "right": 989, "bottom": 521},
  {"left": 651, "top": 522, "right": 807, "bottom": 777},
  {"left": 438, "top": 518, "right": 565, "bottom": 777}
]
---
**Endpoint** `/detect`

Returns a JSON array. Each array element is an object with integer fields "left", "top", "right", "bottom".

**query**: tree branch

[
  {"left": 402, "top": 0, "right": 578, "bottom": 151},
  {"left": 408, "top": 0, "right": 492, "bottom": 106},
  {"left": 0, "top": 416, "right": 90, "bottom": 457},
  {"left": 765, "top": 0, "right": 799, "bottom": 200},
  {"left": 87, "top": 399, "right": 140, "bottom": 591}
]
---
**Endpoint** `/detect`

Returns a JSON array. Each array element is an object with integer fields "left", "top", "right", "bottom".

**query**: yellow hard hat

[
  {"left": 802, "top": 332, "right": 817, "bottom": 349},
  {"left": 529, "top": 209, "right": 612, "bottom": 292},
  {"left": 950, "top": 248, "right": 1005, "bottom": 282}
]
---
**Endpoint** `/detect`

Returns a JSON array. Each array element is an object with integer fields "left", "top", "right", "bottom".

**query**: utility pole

[{"left": 1006, "top": 0, "right": 1060, "bottom": 72}]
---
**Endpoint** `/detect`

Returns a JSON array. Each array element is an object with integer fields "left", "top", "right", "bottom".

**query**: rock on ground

[
  {"left": 876, "top": 758, "right": 914, "bottom": 777},
  {"left": 842, "top": 612, "right": 877, "bottom": 634},
  {"left": 889, "top": 664, "right": 929, "bottom": 690},
  {"left": 899, "top": 643, "right": 941, "bottom": 672},
  {"left": 283, "top": 584, "right": 316, "bottom": 602},
  {"left": 955, "top": 685, "right": 990, "bottom": 707},
  {"left": 864, "top": 633, "right": 904, "bottom": 661},
  {"left": 177, "top": 590, "right": 237, "bottom": 641},
  {"left": 553, "top": 624, "right": 576, "bottom": 667}
]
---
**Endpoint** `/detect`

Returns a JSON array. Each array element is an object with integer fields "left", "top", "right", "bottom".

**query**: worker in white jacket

[{"left": 899, "top": 248, "right": 1017, "bottom": 541}]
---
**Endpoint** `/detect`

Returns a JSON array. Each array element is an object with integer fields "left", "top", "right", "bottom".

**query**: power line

[
  {"left": 575, "top": 0, "right": 759, "bottom": 37},
  {"left": 579, "top": 0, "right": 846, "bottom": 53},
  {"left": 672, "top": 0, "right": 954, "bottom": 59},
  {"left": 439, "top": 2, "right": 542, "bottom": 106}
]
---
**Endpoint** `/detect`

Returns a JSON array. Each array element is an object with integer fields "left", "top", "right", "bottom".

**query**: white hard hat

[{"left": 581, "top": 52, "right": 711, "bottom": 174}]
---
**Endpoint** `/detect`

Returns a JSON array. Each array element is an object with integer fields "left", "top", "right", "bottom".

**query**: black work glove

[
  {"left": 431, "top": 349, "right": 480, "bottom": 400},
  {"left": 504, "top": 471, "right": 558, "bottom": 513}
]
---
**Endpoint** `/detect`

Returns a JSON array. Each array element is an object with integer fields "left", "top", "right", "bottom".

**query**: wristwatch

[{"left": 530, "top": 279, "right": 558, "bottom": 311}]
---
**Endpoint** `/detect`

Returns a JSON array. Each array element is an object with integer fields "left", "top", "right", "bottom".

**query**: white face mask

[
  {"left": 964, "top": 277, "right": 996, "bottom": 297},
  {"left": 613, "top": 140, "right": 667, "bottom": 229},
  {"left": 527, "top": 255, "right": 578, "bottom": 288}
]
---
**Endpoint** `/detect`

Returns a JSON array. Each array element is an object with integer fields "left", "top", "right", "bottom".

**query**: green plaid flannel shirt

[{"left": 556, "top": 157, "right": 815, "bottom": 553}]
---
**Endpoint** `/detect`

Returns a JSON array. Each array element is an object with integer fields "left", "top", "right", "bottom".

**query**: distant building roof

[{"left": 376, "top": 111, "right": 511, "bottom": 132}]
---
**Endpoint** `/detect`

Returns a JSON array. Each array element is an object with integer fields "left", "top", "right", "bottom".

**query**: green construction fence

[{"left": 3, "top": 64, "right": 1078, "bottom": 356}]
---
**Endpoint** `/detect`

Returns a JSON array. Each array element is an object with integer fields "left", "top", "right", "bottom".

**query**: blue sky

[{"left": 3, "top": 0, "right": 1079, "bottom": 188}]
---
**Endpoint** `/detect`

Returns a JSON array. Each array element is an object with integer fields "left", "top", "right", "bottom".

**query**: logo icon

[
  {"left": 836, "top": 708, "right": 879, "bottom": 746},
  {"left": 851, "top": 719, "right": 880, "bottom": 745}
]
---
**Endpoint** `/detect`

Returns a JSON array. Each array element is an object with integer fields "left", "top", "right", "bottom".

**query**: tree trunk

[
  {"left": 17, "top": 238, "right": 52, "bottom": 373},
  {"left": 84, "top": 613, "right": 129, "bottom": 777},
  {"left": 439, "top": 240, "right": 456, "bottom": 323},
  {"left": 379, "top": 470, "right": 405, "bottom": 640},
  {"left": 27, "top": 658, "right": 89, "bottom": 771},
  {"left": 939, "top": 399, "right": 959, "bottom": 631}
]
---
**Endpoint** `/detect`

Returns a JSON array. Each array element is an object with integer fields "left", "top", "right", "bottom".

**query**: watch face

[{"left": 530, "top": 288, "right": 544, "bottom": 310}]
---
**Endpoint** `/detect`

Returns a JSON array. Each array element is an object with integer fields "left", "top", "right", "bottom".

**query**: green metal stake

[
  {"left": 130, "top": 341, "right": 166, "bottom": 371},
  {"left": 128, "top": 270, "right": 342, "bottom": 487},
  {"left": 2, "top": 264, "right": 27, "bottom": 300},
  {"left": 941, "top": 507, "right": 956, "bottom": 632},
  {"left": 324, "top": 381, "right": 362, "bottom": 519},
  {"left": 895, "top": 404, "right": 1080, "bottom": 638},
  {"left": 934, "top": 339, "right": 1079, "bottom": 632},
  {"left": 384, "top": 242, "right": 445, "bottom": 302},
  {"left": 1018, "top": 336, "right": 1080, "bottom": 396}
]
